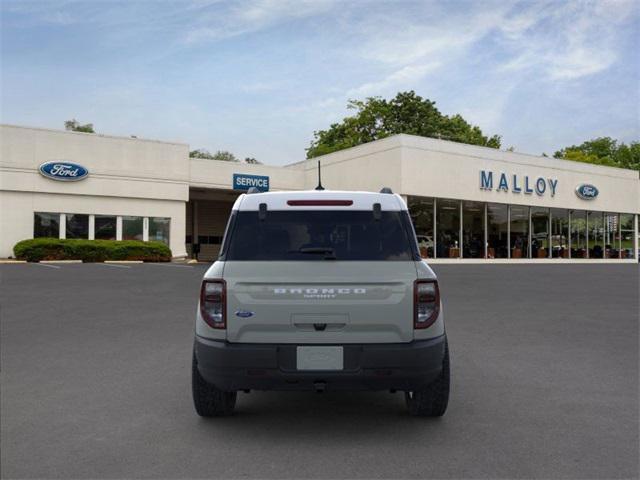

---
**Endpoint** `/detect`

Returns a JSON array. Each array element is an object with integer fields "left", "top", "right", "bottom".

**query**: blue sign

[
  {"left": 233, "top": 173, "right": 269, "bottom": 192},
  {"left": 39, "top": 161, "right": 89, "bottom": 182},
  {"left": 480, "top": 170, "right": 558, "bottom": 197},
  {"left": 575, "top": 184, "right": 598, "bottom": 200}
]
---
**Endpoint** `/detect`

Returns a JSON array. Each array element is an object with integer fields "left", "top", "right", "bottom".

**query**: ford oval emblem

[
  {"left": 575, "top": 184, "right": 598, "bottom": 200},
  {"left": 235, "top": 310, "right": 254, "bottom": 318},
  {"left": 39, "top": 161, "right": 89, "bottom": 182}
]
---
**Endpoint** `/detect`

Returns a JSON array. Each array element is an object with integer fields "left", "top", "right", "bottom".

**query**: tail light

[
  {"left": 414, "top": 280, "right": 440, "bottom": 329},
  {"left": 200, "top": 279, "right": 226, "bottom": 329}
]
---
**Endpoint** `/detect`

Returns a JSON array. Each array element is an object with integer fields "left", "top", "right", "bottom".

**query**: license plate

[{"left": 296, "top": 346, "right": 343, "bottom": 370}]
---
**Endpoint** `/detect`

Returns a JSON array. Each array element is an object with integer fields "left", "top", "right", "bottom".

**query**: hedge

[{"left": 13, "top": 238, "right": 172, "bottom": 262}]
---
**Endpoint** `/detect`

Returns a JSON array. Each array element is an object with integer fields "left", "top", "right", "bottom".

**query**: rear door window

[{"left": 225, "top": 210, "right": 416, "bottom": 261}]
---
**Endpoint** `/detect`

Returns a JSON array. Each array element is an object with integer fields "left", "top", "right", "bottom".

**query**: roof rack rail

[
  {"left": 246, "top": 187, "right": 261, "bottom": 194},
  {"left": 380, "top": 187, "right": 393, "bottom": 194}
]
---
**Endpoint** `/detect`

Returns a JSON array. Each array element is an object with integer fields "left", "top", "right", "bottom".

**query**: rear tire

[
  {"left": 192, "top": 353, "right": 237, "bottom": 417},
  {"left": 405, "top": 339, "right": 450, "bottom": 417}
]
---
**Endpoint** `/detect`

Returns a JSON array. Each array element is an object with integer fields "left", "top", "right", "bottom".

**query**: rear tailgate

[{"left": 224, "top": 261, "right": 417, "bottom": 344}]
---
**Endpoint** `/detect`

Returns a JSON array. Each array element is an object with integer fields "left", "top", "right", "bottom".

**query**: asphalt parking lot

[{"left": 1, "top": 263, "right": 638, "bottom": 479}]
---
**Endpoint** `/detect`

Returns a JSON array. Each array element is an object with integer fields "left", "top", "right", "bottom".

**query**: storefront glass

[
  {"left": 408, "top": 197, "right": 434, "bottom": 258},
  {"left": 436, "top": 199, "right": 460, "bottom": 258},
  {"left": 34, "top": 212, "right": 59, "bottom": 238},
  {"left": 122, "top": 216, "right": 143, "bottom": 241},
  {"left": 551, "top": 209, "right": 569, "bottom": 258},
  {"left": 149, "top": 217, "right": 170, "bottom": 245},
  {"left": 462, "top": 201, "right": 484, "bottom": 258},
  {"left": 588, "top": 211, "right": 604, "bottom": 258},
  {"left": 95, "top": 215, "right": 117, "bottom": 240},
  {"left": 570, "top": 210, "right": 587, "bottom": 258},
  {"left": 65, "top": 214, "right": 89, "bottom": 239},
  {"left": 620, "top": 214, "right": 635, "bottom": 259},
  {"left": 509, "top": 206, "right": 529, "bottom": 258},
  {"left": 531, "top": 207, "right": 550, "bottom": 259},
  {"left": 604, "top": 213, "right": 620, "bottom": 258},
  {"left": 487, "top": 203, "right": 508, "bottom": 259}
]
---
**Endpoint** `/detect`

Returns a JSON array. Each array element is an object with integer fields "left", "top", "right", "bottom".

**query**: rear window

[{"left": 225, "top": 210, "right": 417, "bottom": 261}]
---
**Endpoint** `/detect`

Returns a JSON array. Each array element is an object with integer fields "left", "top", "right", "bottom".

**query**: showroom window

[
  {"left": 65, "top": 214, "right": 89, "bottom": 239},
  {"left": 34, "top": 212, "right": 60, "bottom": 238},
  {"left": 531, "top": 207, "right": 550, "bottom": 259},
  {"left": 620, "top": 214, "right": 635, "bottom": 259},
  {"left": 462, "top": 201, "right": 484, "bottom": 258},
  {"left": 570, "top": 210, "right": 587, "bottom": 258},
  {"left": 95, "top": 215, "right": 117, "bottom": 240},
  {"left": 436, "top": 199, "right": 460, "bottom": 258},
  {"left": 510, "top": 206, "right": 529, "bottom": 258},
  {"left": 149, "top": 217, "right": 170, "bottom": 245},
  {"left": 604, "top": 213, "right": 620, "bottom": 258},
  {"left": 408, "top": 197, "right": 434, "bottom": 258},
  {"left": 122, "top": 216, "right": 143, "bottom": 241},
  {"left": 588, "top": 211, "right": 604, "bottom": 258},
  {"left": 551, "top": 209, "right": 569, "bottom": 258},
  {"left": 487, "top": 203, "right": 508, "bottom": 259}
]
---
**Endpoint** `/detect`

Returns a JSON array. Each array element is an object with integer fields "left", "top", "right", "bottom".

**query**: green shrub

[{"left": 13, "top": 238, "right": 172, "bottom": 262}]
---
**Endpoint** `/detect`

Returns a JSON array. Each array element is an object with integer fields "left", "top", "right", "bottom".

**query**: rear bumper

[{"left": 194, "top": 335, "right": 447, "bottom": 392}]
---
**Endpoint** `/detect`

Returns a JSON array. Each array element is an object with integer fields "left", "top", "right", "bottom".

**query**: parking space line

[
  {"left": 34, "top": 263, "right": 61, "bottom": 269},
  {"left": 148, "top": 263, "right": 193, "bottom": 268},
  {"left": 98, "top": 263, "right": 131, "bottom": 269}
]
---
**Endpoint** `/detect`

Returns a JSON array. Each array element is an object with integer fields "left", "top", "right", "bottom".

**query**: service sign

[
  {"left": 233, "top": 173, "right": 269, "bottom": 192},
  {"left": 575, "top": 184, "right": 599, "bottom": 200},
  {"left": 39, "top": 161, "right": 89, "bottom": 182}
]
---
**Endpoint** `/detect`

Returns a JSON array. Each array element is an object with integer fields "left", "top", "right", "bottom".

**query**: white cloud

[
  {"left": 184, "top": 0, "right": 337, "bottom": 43},
  {"left": 498, "top": 0, "right": 637, "bottom": 80},
  {"left": 347, "top": 63, "right": 440, "bottom": 97}
]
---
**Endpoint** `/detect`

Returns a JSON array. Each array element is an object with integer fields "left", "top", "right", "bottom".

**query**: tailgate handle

[{"left": 313, "top": 323, "right": 327, "bottom": 331}]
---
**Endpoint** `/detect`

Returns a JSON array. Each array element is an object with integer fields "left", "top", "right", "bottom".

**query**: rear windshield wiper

[{"left": 296, "top": 247, "right": 337, "bottom": 259}]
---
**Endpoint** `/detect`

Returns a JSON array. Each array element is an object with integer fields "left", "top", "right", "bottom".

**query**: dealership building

[{"left": 1, "top": 123, "right": 638, "bottom": 262}]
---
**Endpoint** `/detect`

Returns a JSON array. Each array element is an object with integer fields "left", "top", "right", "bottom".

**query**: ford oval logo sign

[
  {"left": 575, "top": 184, "right": 598, "bottom": 200},
  {"left": 39, "top": 161, "right": 89, "bottom": 182},
  {"left": 235, "top": 310, "right": 254, "bottom": 318}
]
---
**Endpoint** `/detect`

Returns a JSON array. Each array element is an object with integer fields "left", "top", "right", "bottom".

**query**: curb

[
  {"left": 104, "top": 260, "right": 144, "bottom": 264},
  {"left": 0, "top": 259, "right": 27, "bottom": 264},
  {"left": 40, "top": 260, "right": 83, "bottom": 264}
]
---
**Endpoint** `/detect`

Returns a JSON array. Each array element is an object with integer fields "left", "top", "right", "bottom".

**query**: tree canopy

[
  {"left": 306, "top": 91, "right": 501, "bottom": 158},
  {"left": 554, "top": 137, "right": 640, "bottom": 171},
  {"left": 189, "top": 149, "right": 261, "bottom": 164},
  {"left": 64, "top": 119, "right": 94, "bottom": 133},
  {"left": 189, "top": 149, "right": 238, "bottom": 162}
]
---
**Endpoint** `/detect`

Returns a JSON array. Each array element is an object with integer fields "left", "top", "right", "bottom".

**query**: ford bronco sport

[{"left": 192, "top": 189, "right": 449, "bottom": 416}]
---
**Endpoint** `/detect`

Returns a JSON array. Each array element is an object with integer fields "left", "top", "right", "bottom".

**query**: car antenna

[{"left": 315, "top": 160, "right": 325, "bottom": 191}]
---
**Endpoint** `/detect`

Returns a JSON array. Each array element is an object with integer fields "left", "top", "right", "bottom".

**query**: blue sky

[{"left": 2, "top": 0, "right": 638, "bottom": 165}]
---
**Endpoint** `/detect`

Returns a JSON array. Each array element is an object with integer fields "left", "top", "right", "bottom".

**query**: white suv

[{"left": 192, "top": 189, "right": 450, "bottom": 416}]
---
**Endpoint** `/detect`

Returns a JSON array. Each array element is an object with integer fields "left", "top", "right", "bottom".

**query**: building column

[
  {"left": 59, "top": 213, "right": 66, "bottom": 239},
  {"left": 459, "top": 201, "right": 463, "bottom": 258},
  {"left": 483, "top": 203, "right": 488, "bottom": 259},
  {"left": 88, "top": 215, "right": 95, "bottom": 240},
  {"left": 116, "top": 216, "right": 123, "bottom": 241},
  {"left": 143, "top": 217, "right": 149, "bottom": 242},
  {"left": 634, "top": 214, "right": 639, "bottom": 260},
  {"left": 433, "top": 199, "right": 437, "bottom": 259},
  {"left": 507, "top": 205, "right": 511, "bottom": 259},
  {"left": 568, "top": 211, "right": 572, "bottom": 259}
]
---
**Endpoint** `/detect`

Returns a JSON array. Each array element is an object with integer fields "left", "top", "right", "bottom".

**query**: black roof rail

[
  {"left": 380, "top": 187, "right": 393, "bottom": 194},
  {"left": 246, "top": 187, "right": 261, "bottom": 194}
]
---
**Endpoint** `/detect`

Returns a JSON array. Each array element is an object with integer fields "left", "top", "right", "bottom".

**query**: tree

[
  {"left": 189, "top": 149, "right": 239, "bottom": 162},
  {"left": 554, "top": 137, "right": 640, "bottom": 171},
  {"left": 244, "top": 157, "right": 262, "bottom": 164},
  {"left": 306, "top": 91, "right": 501, "bottom": 158},
  {"left": 64, "top": 119, "right": 94, "bottom": 133}
]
